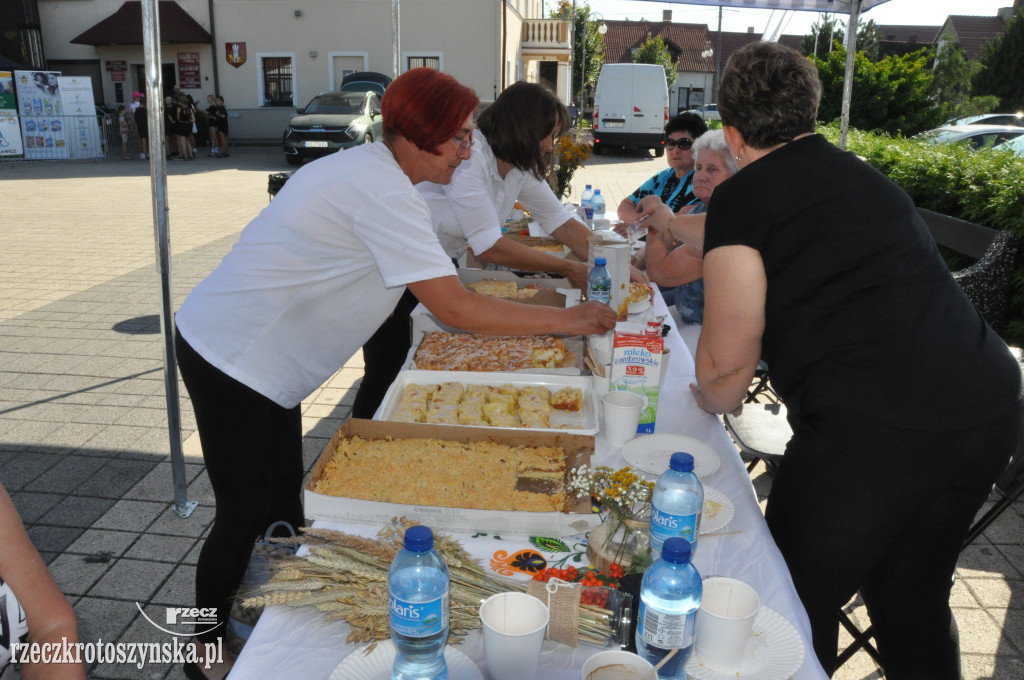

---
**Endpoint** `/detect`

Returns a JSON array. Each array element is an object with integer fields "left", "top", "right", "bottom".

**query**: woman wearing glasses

[
  {"left": 173, "top": 69, "right": 616, "bottom": 680},
  {"left": 353, "top": 81, "right": 639, "bottom": 418}
]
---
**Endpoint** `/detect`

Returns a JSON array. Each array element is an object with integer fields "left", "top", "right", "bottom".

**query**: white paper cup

[
  {"left": 479, "top": 592, "right": 549, "bottom": 680},
  {"left": 602, "top": 391, "right": 644, "bottom": 446},
  {"left": 694, "top": 577, "right": 761, "bottom": 672},
  {"left": 592, "top": 371, "right": 611, "bottom": 397},
  {"left": 588, "top": 332, "right": 614, "bottom": 365},
  {"left": 580, "top": 650, "right": 654, "bottom": 679}
]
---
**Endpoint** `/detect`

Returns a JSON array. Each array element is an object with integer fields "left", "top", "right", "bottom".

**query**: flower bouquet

[{"left": 569, "top": 465, "right": 654, "bottom": 572}]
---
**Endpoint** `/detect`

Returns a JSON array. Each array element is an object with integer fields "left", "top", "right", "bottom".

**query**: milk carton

[
  {"left": 587, "top": 237, "right": 631, "bottom": 320},
  {"left": 609, "top": 321, "right": 664, "bottom": 434}
]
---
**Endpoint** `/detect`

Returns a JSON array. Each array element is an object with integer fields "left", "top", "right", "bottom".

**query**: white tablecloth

[{"left": 230, "top": 294, "right": 828, "bottom": 680}]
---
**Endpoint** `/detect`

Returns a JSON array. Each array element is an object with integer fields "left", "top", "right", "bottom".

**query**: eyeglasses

[
  {"left": 452, "top": 133, "right": 474, "bottom": 155},
  {"left": 664, "top": 137, "right": 694, "bottom": 150}
]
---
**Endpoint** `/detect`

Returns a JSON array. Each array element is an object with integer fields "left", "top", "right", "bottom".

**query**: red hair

[{"left": 382, "top": 68, "right": 479, "bottom": 155}]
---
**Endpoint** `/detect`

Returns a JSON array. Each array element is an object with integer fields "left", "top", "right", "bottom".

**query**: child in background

[{"left": 117, "top": 104, "right": 131, "bottom": 160}]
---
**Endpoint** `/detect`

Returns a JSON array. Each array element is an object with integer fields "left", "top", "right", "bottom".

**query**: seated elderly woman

[{"left": 642, "top": 129, "right": 737, "bottom": 325}]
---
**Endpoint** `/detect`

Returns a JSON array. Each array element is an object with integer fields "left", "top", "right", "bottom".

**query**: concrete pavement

[{"left": 0, "top": 145, "right": 1021, "bottom": 679}]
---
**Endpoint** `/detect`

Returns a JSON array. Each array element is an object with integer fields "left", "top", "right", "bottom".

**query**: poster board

[
  {"left": 13, "top": 70, "right": 69, "bottom": 160},
  {"left": 0, "top": 71, "right": 24, "bottom": 157},
  {"left": 58, "top": 75, "right": 104, "bottom": 159}
]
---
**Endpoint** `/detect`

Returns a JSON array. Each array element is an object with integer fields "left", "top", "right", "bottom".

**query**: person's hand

[
  {"left": 637, "top": 196, "right": 673, "bottom": 233},
  {"left": 612, "top": 221, "right": 630, "bottom": 238},
  {"left": 690, "top": 383, "right": 744, "bottom": 416},
  {"left": 565, "top": 301, "right": 617, "bottom": 335},
  {"left": 629, "top": 265, "right": 649, "bottom": 286}
]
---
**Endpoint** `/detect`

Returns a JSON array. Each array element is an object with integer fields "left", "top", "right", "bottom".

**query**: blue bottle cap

[
  {"left": 661, "top": 538, "right": 692, "bottom": 564},
  {"left": 669, "top": 452, "right": 695, "bottom": 472},
  {"left": 594, "top": 257, "right": 607, "bottom": 266},
  {"left": 404, "top": 525, "right": 434, "bottom": 552}
]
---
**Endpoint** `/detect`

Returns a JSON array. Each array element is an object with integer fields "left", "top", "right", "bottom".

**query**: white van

[{"left": 592, "top": 63, "right": 669, "bottom": 156}]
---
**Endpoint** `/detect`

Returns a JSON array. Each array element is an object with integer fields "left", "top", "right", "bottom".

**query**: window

[
  {"left": 407, "top": 56, "right": 440, "bottom": 70},
  {"left": 262, "top": 56, "right": 293, "bottom": 106}
]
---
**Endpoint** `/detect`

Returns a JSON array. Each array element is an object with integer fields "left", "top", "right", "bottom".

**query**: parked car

[
  {"left": 950, "top": 112, "right": 1024, "bottom": 127},
  {"left": 282, "top": 90, "right": 383, "bottom": 166},
  {"left": 993, "top": 135, "right": 1024, "bottom": 157},
  {"left": 912, "top": 124, "right": 1024, "bottom": 150},
  {"left": 339, "top": 71, "right": 392, "bottom": 95},
  {"left": 684, "top": 103, "right": 720, "bottom": 121}
]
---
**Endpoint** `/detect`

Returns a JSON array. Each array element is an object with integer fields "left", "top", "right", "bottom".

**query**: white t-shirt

[
  {"left": 175, "top": 142, "right": 456, "bottom": 408},
  {"left": 417, "top": 130, "right": 578, "bottom": 258}
]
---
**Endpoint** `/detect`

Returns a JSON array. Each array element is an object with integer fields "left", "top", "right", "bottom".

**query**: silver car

[{"left": 913, "top": 124, "right": 1024, "bottom": 150}]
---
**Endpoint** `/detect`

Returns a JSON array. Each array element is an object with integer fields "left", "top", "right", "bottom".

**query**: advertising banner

[
  {"left": 14, "top": 70, "right": 69, "bottom": 160},
  {"left": 0, "top": 71, "right": 24, "bottom": 157},
  {"left": 58, "top": 75, "right": 104, "bottom": 159}
]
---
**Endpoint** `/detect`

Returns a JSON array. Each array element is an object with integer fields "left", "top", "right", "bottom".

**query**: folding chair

[
  {"left": 723, "top": 403, "right": 789, "bottom": 473},
  {"left": 836, "top": 440, "right": 1024, "bottom": 670}
]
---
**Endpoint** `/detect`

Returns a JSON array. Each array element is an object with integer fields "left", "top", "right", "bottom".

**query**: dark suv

[{"left": 282, "top": 90, "right": 383, "bottom": 166}]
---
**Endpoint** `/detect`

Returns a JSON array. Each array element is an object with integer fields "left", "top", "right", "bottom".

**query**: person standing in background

[
  {"left": 117, "top": 104, "right": 131, "bottom": 160},
  {"left": 211, "top": 96, "right": 229, "bottom": 158},
  {"left": 205, "top": 95, "right": 220, "bottom": 156},
  {"left": 134, "top": 95, "right": 148, "bottom": 160}
]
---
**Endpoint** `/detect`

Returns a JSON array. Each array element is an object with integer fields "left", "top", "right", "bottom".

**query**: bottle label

[
  {"left": 638, "top": 600, "right": 696, "bottom": 649},
  {"left": 649, "top": 504, "right": 698, "bottom": 546},
  {"left": 389, "top": 590, "right": 449, "bottom": 638}
]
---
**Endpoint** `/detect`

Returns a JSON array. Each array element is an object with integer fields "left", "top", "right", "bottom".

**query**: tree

[
  {"left": 972, "top": 10, "right": 1024, "bottom": 111},
  {"left": 813, "top": 46, "right": 945, "bottom": 136},
  {"left": 551, "top": 1, "right": 605, "bottom": 104},
  {"left": 857, "top": 19, "right": 881, "bottom": 62},
  {"left": 631, "top": 34, "right": 677, "bottom": 88},
  {"left": 801, "top": 14, "right": 845, "bottom": 60},
  {"left": 928, "top": 37, "right": 996, "bottom": 121}
]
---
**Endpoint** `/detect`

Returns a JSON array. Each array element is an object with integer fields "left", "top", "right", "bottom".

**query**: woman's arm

[
  {"left": 644, "top": 229, "right": 704, "bottom": 288},
  {"left": 0, "top": 486, "right": 86, "bottom": 680},
  {"left": 477, "top": 238, "right": 588, "bottom": 289},
  {"left": 616, "top": 196, "right": 641, "bottom": 222},
  {"left": 691, "top": 245, "right": 766, "bottom": 414},
  {"left": 549, "top": 217, "right": 650, "bottom": 285},
  {"left": 408, "top": 276, "right": 616, "bottom": 336}
]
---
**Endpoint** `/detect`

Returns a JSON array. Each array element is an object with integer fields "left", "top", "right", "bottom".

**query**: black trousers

[
  {"left": 351, "top": 287, "right": 420, "bottom": 419},
  {"left": 175, "top": 331, "right": 305, "bottom": 643},
  {"left": 766, "top": 404, "right": 1023, "bottom": 678}
]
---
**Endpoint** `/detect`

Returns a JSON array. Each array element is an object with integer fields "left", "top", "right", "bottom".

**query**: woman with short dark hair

[
  {"left": 175, "top": 69, "right": 615, "bottom": 679},
  {"left": 645, "top": 41, "right": 1022, "bottom": 678}
]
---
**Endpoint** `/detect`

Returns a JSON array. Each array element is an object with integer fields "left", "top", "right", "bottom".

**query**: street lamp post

[
  {"left": 579, "top": 11, "right": 606, "bottom": 126},
  {"left": 700, "top": 41, "right": 714, "bottom": 117}
]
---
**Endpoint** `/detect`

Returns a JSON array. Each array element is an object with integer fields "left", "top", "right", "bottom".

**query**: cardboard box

[
  {"left": 376, "top": 369, "right": 599, "bottom": 435},
  {"left": 304, "top": 419, "right": 601, "bottom": 537},
  {"left": 457, "top": 269, "right": 569, "bottom": 308},
  {"left": 610, "top": 321, "right": 664, "bottom": 434},
  {"left": 587, "top": 237, "right": 632, "bottom": 320},
  {"left": 408, "top": 328, "right": 585, "bottom": 375}
]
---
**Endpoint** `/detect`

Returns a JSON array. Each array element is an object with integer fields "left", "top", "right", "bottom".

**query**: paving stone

[
  {"left": 956, "top": 606, "right": 1019, "bottom": 655},
  {"left": 89, "top": 558, "right": 175, "bottom": 601},
  {"left": 75, "top": 596, "right": 136, "bottom": 645},
  {"left": 77, "top": 459, "right": 160, "bottom": 499},
  {"left": 0, "top": 451, "right": 66, "bottom": 490},
  {"left": 48, "top": 552, "right": 113, "bottom": 595},
  {"left": 125, "top": 534, "right": 197, "bottom": 563},
  {"left": 93, "top": 499, "right": 167, "bottom": 533},
  {"left": 26, "top": 524, "right": 86, "bottom": 554},
  {"left": 9, "top": 490, "right": 63, "bottom": 523},
  {"left": 146, "top": 504, "right": 215, "bottom": 538},
  {"left": 125, "top": 462, "right": 204, "bottom": 502},
  {"left": 150, "top": 564, "right": 197, "bottom": 607},
  {"left": 26, "top": 454, "right": 108, "bottom": 493},
  {"left": 90, "top": 612, "right": 176, "bottom": 680},
  {"left": 66, "top": 528, "right": 140, "bottom": 559},
  {"left": 38, "top": 494, "right": 116, "bottom": 527}
]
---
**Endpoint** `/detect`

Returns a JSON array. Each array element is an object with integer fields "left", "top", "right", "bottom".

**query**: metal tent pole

[
  {"left": 141, "top": 0, "right": 196, "bottom": 519},
  {"left": 839, "top": 0, "right": 861, "bottom": 150}
]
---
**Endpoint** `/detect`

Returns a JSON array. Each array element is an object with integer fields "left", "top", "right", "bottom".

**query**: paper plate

[
  {"left": 686, "top": 606, "right": 805, "bottom": 680},
  {"left": 701, "top": 485, "right": 734, "bottom": 535},
  {"left": 622, "top": 434, "right": 721, "bottom": 478},
  {"left": 330, "top": 640, "right": 483, "bottom": 680}
]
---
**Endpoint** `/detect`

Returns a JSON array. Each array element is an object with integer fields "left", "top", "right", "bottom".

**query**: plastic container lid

[
  {"left": 403, "top": 525, "right": 434, "bottom": 552},
  {"left": 661, "top": 537, "right": 692, "bottom": 564},
  {"left": 669, "top": 452, "right": 695, "bottom": 472},
  {"left": 594, "top": 257, "right": 607, "bottom": 266}
]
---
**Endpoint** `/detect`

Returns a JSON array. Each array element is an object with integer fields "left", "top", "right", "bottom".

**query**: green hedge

[{"left": 819, "top": 124, "right": 1024, "bottom": 345}]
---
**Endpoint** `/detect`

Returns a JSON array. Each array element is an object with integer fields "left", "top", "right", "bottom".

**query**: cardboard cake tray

[
  {"left": 458, "top": 268, "right": 573, "bottom": 299},
  {"left": 303, "top": 419, "right": 601, "bottom": 537},
  {"left": 407, "top": 321, "right": 585, "bottom": 375},
  {"left": 375, "top": 369, "right": 599, "bottom": 435}
]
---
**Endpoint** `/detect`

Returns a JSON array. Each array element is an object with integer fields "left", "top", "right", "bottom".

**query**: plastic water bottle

[
  {"left": 589, "top": 256, "right": 611, "bottom": 305},
  {"left": 592, "top": 189, "right": 606, "bottom": 224},
  {"left": 635, "top": 538, "right": 702, "bottom": 677},
  {"left": 580, "top": 184, "right": 595, "bottom": 228},
  {"left": 389, "top": 525, "right": 450, "bottom": 680},
  {"left": 649, "top": 452, "right": 704, "bottom": 561}
]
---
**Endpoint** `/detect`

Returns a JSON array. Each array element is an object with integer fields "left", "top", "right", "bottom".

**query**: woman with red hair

[{"left": 173, "top": 68, "right": 615, "bottom": 680}]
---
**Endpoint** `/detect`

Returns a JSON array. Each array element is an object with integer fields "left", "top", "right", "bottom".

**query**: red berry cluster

[{"left": 531, "top": 563, "right": 626, "bottom": 608}]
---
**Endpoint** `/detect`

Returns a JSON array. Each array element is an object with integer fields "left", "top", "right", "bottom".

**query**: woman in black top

[{"left": 645, "top": 42, "right": 1022, "bottom": 678}]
